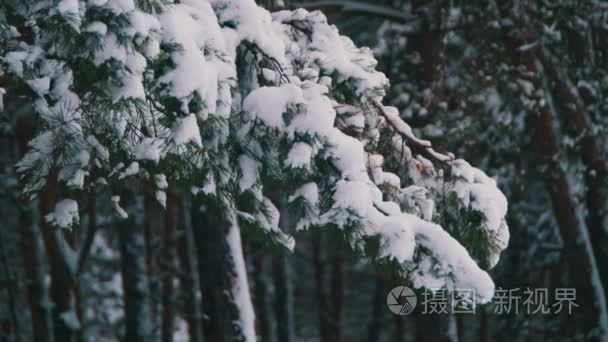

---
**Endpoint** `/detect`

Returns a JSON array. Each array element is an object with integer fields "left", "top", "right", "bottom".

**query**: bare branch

[{"left": 293, "top": 1, "right": 418, "bottom": 25}]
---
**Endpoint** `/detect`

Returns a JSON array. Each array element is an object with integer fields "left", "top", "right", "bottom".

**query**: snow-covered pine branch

[{"left": 1, "top": 1, "right": 509, "bottom": 337}]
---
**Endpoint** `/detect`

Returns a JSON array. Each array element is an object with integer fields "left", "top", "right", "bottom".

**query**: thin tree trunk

[
  {"left": 329, "top": 235, "right": 343, "bottom": 342},
  {"left": 409, "top": 0, "right": 441, "bottom": 85},
  {"left": 225, "top": 217, "right": 257, "bottom": 341},
  {"left": 0, "top": 227, "right": 21, "bottom": 341},
  {"left": 416, "top": 312, "right": 454, "bottom": 342},
  {"left": 192, "top": 197, "right": 256, "bottom": 341},
  {"left": 272, "top": 199, "right": 295, "bottom": 342},
  {"left": 74, "top": 188, "right": 96, "bottom": 342},
  {"left": 456, "top": 314, "right": 464, "bottom": 342},
  {"left": 15, "top": 117, "right": 54, "bottom": 342},
  {"left": 394, "top": 313, "right": 406, "bottom": 342},
  {"left": 535, "top": 43, "right": 608, "bottom": 297},
  {"left": 367, "top": 274, "right": 384, "bottom": 342},
  {"left": 118, "top": 188, "right": 153, "bottom": 341},
  {"left": 273, "top": 252, "right": 294, "bottom": 342},
  {"left": 161, "top": 188, "right": 178, "bottom": 342},
  {"left": 19, "top": 211, "right": 54, "bottom": 342},
  {"left": 39, "top": 169, "right": 79, "bottom": 342},
  {"left": 0, "top": 117, "right": 20, "bottom": 341},
  {"left": 177, "top": 195, "right": 204, "bottom": 342},
  {"left": 76, "top": 185, "right": 97, "bottom": 275},
  {"left": 144, "top": 186, "right": 162, "bottom": 337},
  {"left": 312, "top": 231, "right": 330, "bottom": 342},
  {"left": 446, "top": 314, "right": 458, "bottom": 342},
  {"left": 479, "top": 305, "right": 488, "bottom": 342},
  {"left": 252, "top": 245, "right": 272, "bottom": 342},
  {"left": 532, "top": 59, "right": 607, "bottom": 342}
]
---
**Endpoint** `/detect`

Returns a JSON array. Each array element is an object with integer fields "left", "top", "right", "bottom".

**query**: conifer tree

[{"left": 1, "top": 0, "right": 510, "bottom": 340}]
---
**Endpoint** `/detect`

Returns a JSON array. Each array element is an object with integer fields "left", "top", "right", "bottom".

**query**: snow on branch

[
  {"left": 371, "top": 100, "right": 454, "bottom": 164},
  {"left": 2, "top": 0, "right": 509, "bottom": 308}
]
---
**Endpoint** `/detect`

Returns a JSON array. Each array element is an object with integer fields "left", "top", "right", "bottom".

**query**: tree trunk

[
  {"left": 272, "top": 199, "right": 295, "bottom": 342},
  {"left": 225, "top": 217, "right": 257, "bottom": 342},
  {"left": 161, "top": 188, "right": 178, "bottom": 342},
  {"left": 252, "top": 246, "right": 272, "bottom": 342},
  {"left": 533, "top": 58, "right": 608, "bottom": 342},
  {"left": 535, "top": 44, "right": 608, "bottom": 298},
  {"left": 0, "top": 225, "right": 21, "bottom": 341},
  {"left": 19, "top": 210, "right": 54, "bottom": 342},
  {"left": 479, "top": 305, "right": 488, "bottom": 342},
  {"left": 273, "top": 252, "right": 294, "bottom": 342},
  {"left": 39, "top": 168, "right": 79, "bottom": 342},
  {"left": 455, "top": 314, "right": 464, "bottom": 342},
  {"left": 367, "top": 274, "right": 384, "bottom": 342},
  {"left": 118, "top": 188, "right": 153, "bottom": 341},
  {"left": 312, "top": 231, "right": 331, "bottom": 342},
  {"left": 76, "top": 185, "right": 97, "bottom": 276},
  {"left": 394, "top": 313, "right": 406, "bottom": 342},
  {"left": 416, "top": 312, "right": 455, "bottom": 342},
  {"left": 144, "top": 185, "right": 162, "bottom": 338},
  {"left": 192, "top": 197, "right": 256, "bottom": 342},
  {"left": 177, "top": 196, "right": 204, "bottom": 342},
  {"left": 409, "top": 0, "right": 441, "bottom": 85},
  {"left": 15, "top": 116, "right": 54, "bottom": 342},
  {"left": 329, "top": 235, "right": 343, "bottom": 342}
]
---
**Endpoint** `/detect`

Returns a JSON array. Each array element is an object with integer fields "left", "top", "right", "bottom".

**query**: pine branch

[{"left": 370, "top": 100, "right": 453, "bottom": 164}]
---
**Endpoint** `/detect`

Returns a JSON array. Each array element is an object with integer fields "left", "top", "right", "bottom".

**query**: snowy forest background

[{"left": 0, "top": 0, "right": 607, "bottom": 341}]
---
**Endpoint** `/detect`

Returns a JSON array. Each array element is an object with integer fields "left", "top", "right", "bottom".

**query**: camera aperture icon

[{"left": 387, "top": 286, "right": 417, "bottom": 315}]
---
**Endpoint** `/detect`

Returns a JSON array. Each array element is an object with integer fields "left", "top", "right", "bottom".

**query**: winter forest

[{"left": 0, "top": 0, "right": 607, "bottom": 341}]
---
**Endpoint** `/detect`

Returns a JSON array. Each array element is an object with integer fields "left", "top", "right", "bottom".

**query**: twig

[{"left": 371, "top": 100, "right": 453, "bottom": 164}]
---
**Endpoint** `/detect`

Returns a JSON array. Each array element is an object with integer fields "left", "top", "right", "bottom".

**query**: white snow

[
  {"left": 173, "top": 316, "right": 190, "bottom": 342},
  {"left": 0, "top": 88, "right": 5, "bottom": 111},
  {"left": 57, "top": 0, "right": 79, "bottom": 16},
  {"left": 158, "top": 1, "right": 234, "bottom": 115},
  {"left": 261, "top": 68, "right": 275, "bottom": 82},
  {"left": 118, "top": 161, "right": 139, "bottom": 180},
  {"left": 399, "top": 186, "right": 434, "bottom": 220},
  {"left": 111, "top": 196, "right": 128, "bottom": 219},
  {"left": 26, "top": 77, "right": 50, "bottom": 96},
  {"left": 134, "top": 138, "right": 162, "bottom": 163},
  {"left": 46, "top": 199, "right": 79, "bottom": 229},
  {"left": 285, "top": 142, "right": 314, "bottom": 170},
  {"left": 155, "top": 190, "right": 167, "bottom": 208},
  {"left": 238, "top": 155, "right": 260, "bottom": 191},
  {"left": 243, "top": 85, "right": 304, "bottom": 129},
  {"left": 87, "top": 135, "right": 110, "bottom": 161},
  {"left": 225, "top": 217, "right": 256, "bottom": 342},
  {"left": 288, "top": 182, "right": 319, "bottom": 206},
  {"left": 172, "top": 114, "right": 202, "bottom": 147},
  {"left": 59, "top": 310, "right": 81, "bottom": 330},
  {"left": 84, "top": 21, "right": 108, "bottom": 36},
  {"left": 209, "top": 0, "right": 287, "bottom": 62},
  {"left": 451, "top": 159, "right": 509, "bottom": 253},
  {"left": 155, "top": 174, "right": 168, "bottom": 189},
  {"left": 368, "top": 154, "right": 401, "bottom": 188},
  {"left": 104, "top": 0, "right": 135, "bottom": 13}
]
